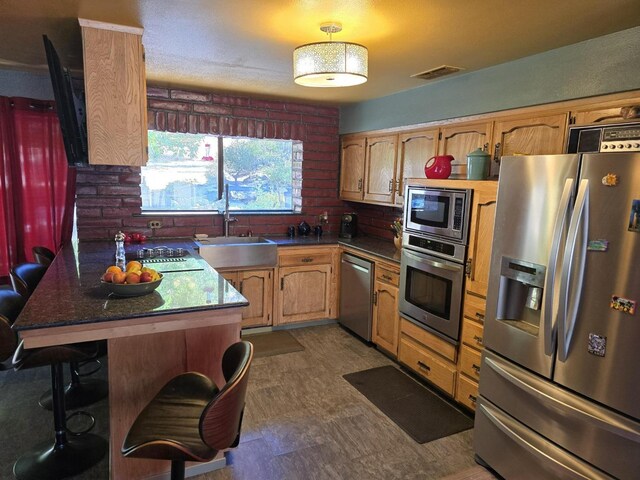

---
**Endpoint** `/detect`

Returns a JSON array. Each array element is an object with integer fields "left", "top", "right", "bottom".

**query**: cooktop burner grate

[{"left": 142, "top": 257, "right": 187, "bottom": 263}]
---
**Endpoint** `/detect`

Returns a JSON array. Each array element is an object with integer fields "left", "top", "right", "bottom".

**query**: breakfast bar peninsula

[{"left": 12, "top": 240, "right": 248, "bottom": 479}]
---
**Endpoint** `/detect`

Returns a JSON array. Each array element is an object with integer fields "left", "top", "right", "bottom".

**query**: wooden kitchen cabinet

[
  {"left": 219, "top": 269, "right": 273, "bottom": 328},
  {"left": 438, "top": 122, "right": 493, "bottom": 179},
  {"left": 275, "top": 247, "right": 338, "bottom": 325},
  {"left": 570, "top": 96, "right": 640, "bottom": 126},
  {"left": 372, "top": 263, "right": 400, "bottom": 356},
  {"left": 79, "top": 19, "right": 148, "bottom": 166},
  {"left": 465, "top": 181, "right": 498, "bottom": 298},
  {"left": 455, "top": 315, "right": 485, "bottom": 411},
  {"left": 491, "top": 113, "right": 568, "bottom": 176},
  {"left": 340, "top": 135, "right": 366, "bottom": 201},
  {"left": 398, "top": 318, "right": 457, "bottom": 396},
  {"left": 363, "top": 134, "right": 398, "bottom": 204},
  {"left": 395, "top": 128, "right": 439, "bottom": 206}
]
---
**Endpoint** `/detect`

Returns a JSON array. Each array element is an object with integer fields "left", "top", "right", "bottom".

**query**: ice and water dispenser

[{"left": 495, "top": 257, "right": 547, "bottom": 335}]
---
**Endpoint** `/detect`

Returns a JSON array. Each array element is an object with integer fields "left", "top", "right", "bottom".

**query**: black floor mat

[{"left": 343, "top": 365, "right": 473, "bottom": 444}]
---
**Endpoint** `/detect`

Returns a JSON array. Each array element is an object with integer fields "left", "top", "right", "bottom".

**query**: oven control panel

[{"left": 404, "top": 233, "right": 467, "bottom": 264}]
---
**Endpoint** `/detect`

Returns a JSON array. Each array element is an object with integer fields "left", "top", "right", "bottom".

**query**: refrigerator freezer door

[
  {"left": 484, "top": 154, "right": 580, "bottom": 378},
  {"left": 553, "top": 153, "right": 640, "bottom": 419},
  {"left": 475, "top": 397, "right": 616, "bottom": 480},
  {"left": 478, "top": 350, "right": 640, "bottom": 479}
]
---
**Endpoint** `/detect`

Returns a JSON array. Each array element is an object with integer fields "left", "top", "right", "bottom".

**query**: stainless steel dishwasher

[{"left": 339, "top": 252, "right": 374, "bottom": 341}]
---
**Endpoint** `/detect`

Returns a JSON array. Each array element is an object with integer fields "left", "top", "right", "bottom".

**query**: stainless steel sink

[{"left": 195, "top": 237, "right": 277, "bottom": 269}]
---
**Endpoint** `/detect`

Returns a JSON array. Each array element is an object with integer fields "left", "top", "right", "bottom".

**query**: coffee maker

[{"left": 339, "top": 213, "right": 358, "bottom": 238}]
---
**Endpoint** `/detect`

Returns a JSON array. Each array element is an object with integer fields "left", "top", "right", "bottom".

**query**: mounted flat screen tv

[{"left": 43, "top": 35, "right": 88, "bottom": 166}]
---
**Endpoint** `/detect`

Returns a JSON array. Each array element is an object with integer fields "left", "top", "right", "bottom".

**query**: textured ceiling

[{"left": 1, "top": 0, "right": 639, "bottom": 105}]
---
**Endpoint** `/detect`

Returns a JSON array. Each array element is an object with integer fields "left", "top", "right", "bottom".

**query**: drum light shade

[{"left": 293, "top": 24, "right": 368, "bottom": 87}]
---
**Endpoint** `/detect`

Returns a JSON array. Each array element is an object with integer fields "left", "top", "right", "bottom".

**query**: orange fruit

[
  {"left": 106, "top": 265, "right": 123, "bottom": 275},
  {"left": 126, "top": 261, "right": 142, "bottom": 272}
]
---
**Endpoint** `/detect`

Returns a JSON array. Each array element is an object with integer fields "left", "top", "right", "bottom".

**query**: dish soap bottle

[{"left": 115, "top": 231, "right": 126, "bottom": 270}]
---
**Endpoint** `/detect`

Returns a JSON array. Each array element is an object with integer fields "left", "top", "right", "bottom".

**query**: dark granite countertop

[
  {"left": 266, "top": 234, "right": 400, "bottom": 264},
  {"left": 13, "top": 239, "right": 248, "bottom": 331}
]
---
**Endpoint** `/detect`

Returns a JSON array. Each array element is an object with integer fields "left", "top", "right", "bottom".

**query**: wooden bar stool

[{"left": 122, "top": 341, "right": 254, "bottom": 480}]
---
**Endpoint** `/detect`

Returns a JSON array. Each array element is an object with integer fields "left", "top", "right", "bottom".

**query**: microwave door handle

[
  {"left": 542, "top": 178, "right": 574, "bottom": 356},
  {"left": 558, "top": 179, "right": 589, "bottom": 362},
  {"left": 403, "top": 250, "right": 461, "bottom": 273}
]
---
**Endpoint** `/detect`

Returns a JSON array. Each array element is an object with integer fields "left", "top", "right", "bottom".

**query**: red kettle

[{"left": 424, "top": 155, "right": 454, "bottom": 179}]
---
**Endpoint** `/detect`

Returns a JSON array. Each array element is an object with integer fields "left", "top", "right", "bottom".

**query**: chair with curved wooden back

[
  {"left": 32, "top": 246, "right": 56, "bottom": 266},
  {"left": 9, "top": 263, "right": 48, "bottom": 298},
  {"left": 122, "top": 341, "right": 254, "bottom": 480},
  {"left": 0, "top": 289, "right": 25, "bottom": 370}
]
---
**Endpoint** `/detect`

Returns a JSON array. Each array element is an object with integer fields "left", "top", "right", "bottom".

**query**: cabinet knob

[
  {"left": 472, "top": 363, "right": 481, "bottom": 374},
  {"left": 469, "top": 394, "right": 477, "bottom": 404},
  {"left": 358, "top": 178, "right": 363, "bottom": 191},
  {"left": 473, "top": 335, "right": 483, "bottom": 346},
  {"left": 382, "top": 274, "right": 392, "bottom": 281},
  {"left": 388, "top": 179, "right": 393, "bottom": 192},
  {"left": 301, "top": 257, "right": 313, "bottom": 263},
  {"left": 373, "top": 291, "right": 378, "bottom": 305},
  {"left": 475, "top": 312, "right": 485, "bottom": 321}
]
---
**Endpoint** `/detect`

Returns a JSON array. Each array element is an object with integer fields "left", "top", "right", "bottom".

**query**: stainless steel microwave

[{"left": 403, "top": 186, "right": 472, "bottom": 244}]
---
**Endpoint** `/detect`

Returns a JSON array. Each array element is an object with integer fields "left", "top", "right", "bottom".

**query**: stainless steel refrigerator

[{"left": 474, "top": 153, "right": 640, "bottom": 480}]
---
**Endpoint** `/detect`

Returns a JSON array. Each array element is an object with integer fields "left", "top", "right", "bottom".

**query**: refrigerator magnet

[
  {"left": 588, "top": 333, "right": 606, "bottom": 357},
  {"left": 628, "top": 199, "right": 640, "bottom": 233},
  {"left": 610, "top": 295, "right": 636, "bottom": 315},
  {"left": 601, "top": 173, "right": 618, "bottom": 186},
  {"left": 587, "top": 239, "right": 609, "bottom": 252}
]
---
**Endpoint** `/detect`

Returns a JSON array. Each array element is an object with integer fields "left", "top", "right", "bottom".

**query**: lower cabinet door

[
  {"left": 372, "top": 280, "right": 399, "bottom": 356},
  {"left": 277, "top": 264, "right": 331, "bottom": 324},
  {"left": 239, "top": 270, "right": 273, "bottom": 328}
]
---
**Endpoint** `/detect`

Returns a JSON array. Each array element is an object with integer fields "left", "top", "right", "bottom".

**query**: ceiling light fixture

[{"left": 293, "top": 22, "right": 368, "bottom": 88}]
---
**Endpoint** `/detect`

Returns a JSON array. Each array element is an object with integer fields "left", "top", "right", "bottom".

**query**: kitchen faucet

[{"left": 222, "top": 183, "right": 237, "bottom": 237}]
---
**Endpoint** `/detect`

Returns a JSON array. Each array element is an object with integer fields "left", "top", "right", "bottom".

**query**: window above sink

[{"left": 141, "top": 131, "right": 301, "bottom": 214}]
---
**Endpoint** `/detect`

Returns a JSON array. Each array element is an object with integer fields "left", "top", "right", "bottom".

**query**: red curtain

[{"left": 0, "top": 96, "right": 76, "bottom": 280}]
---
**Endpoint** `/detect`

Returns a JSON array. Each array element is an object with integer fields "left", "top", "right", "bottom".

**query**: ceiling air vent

[{"left": 411, "top": 65, "right": 463, "bottom": 81}]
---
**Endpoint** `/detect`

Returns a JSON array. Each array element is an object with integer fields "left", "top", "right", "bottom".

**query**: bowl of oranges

[{"left": 101, "top": 261, "right": 163, "bottom": 297}]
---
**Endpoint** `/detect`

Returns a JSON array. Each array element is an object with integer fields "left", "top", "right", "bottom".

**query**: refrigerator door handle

[
  {"left": 542, "top": 178, "right": 574, "bottom": 356},
  {"left": 558, "top": 179, "right": 589, "bottom": 362},
  {"left": 484, "top": 355, "right": 640, "bottom": 440}
]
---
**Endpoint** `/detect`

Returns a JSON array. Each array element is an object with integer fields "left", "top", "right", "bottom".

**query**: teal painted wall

[
  {"left": 340, "top": 26, "right": 640, "bottom": 134},
  {"left": 0, "top": 70, "right": 53, "bottom": 100}
]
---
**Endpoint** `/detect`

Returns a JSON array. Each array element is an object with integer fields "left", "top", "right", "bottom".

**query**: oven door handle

[{"left": 403, "top": 250, "right": 461, "bottom": 273}]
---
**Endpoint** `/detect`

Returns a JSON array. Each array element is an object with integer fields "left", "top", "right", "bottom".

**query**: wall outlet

[
  {"left": 148, "top": 220, "right": 162, "bottom": 229},
  {"left": 319, "top": 211, "right": 329, "bottom": 224}
]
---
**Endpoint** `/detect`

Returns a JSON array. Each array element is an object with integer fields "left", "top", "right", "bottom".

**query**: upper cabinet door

[
  {"left": 570, "top": 101, "right": 640, "bottom": 126},
  {"left": 438, "top": 122, "right": 492, "bottom": 179},
  {"left": 492, "top": 113, "right": 568, "bottom": 176},
  {"left": 339, "top": 135, "right": 366, "bottom": 202},
  {"left": 396, "top": 129, "right": 439, "bottom": 207},
  {"left": 80, "top": 19, "right": 148, "bottom": 166},
  {"left": 363, "top": 134, "right": 398, "bottom": 204}
]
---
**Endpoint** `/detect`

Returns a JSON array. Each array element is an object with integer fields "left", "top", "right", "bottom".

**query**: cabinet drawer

[
  {"left": 459, "top": 345, "right": 482, "bottom": 381},
  {"left": 399, "top": 335, "right": 456, "bottom": 396},
  {"left": 400, "top": 318, "right": 457, "bottom": 363},
  {"left": 463, "top": 293, "right": 486, "bottom": 323},
  {"left": 279, "top": 252, "right": 332, "bottom": 267},
  {"left": 461, "top": 318, "right": 484, "bottom": 350},
  {"left": 376, "top": 264, "right": 399, "bottom": 286},
  {"left": 456, "top": 374, "right": 479, "bottom": 411}
]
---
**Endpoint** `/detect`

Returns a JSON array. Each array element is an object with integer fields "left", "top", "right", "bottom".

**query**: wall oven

[{"left": 399, "top": 186, "right": 472, "bottom": 342}]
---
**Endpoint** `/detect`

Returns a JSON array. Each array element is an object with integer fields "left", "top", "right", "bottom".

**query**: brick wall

[
  {"left": 345, "top": 202, "right": 403, "bottom": 240},
  {"left": 75, "top": 87, "right": 344, "bottom": 241}
]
